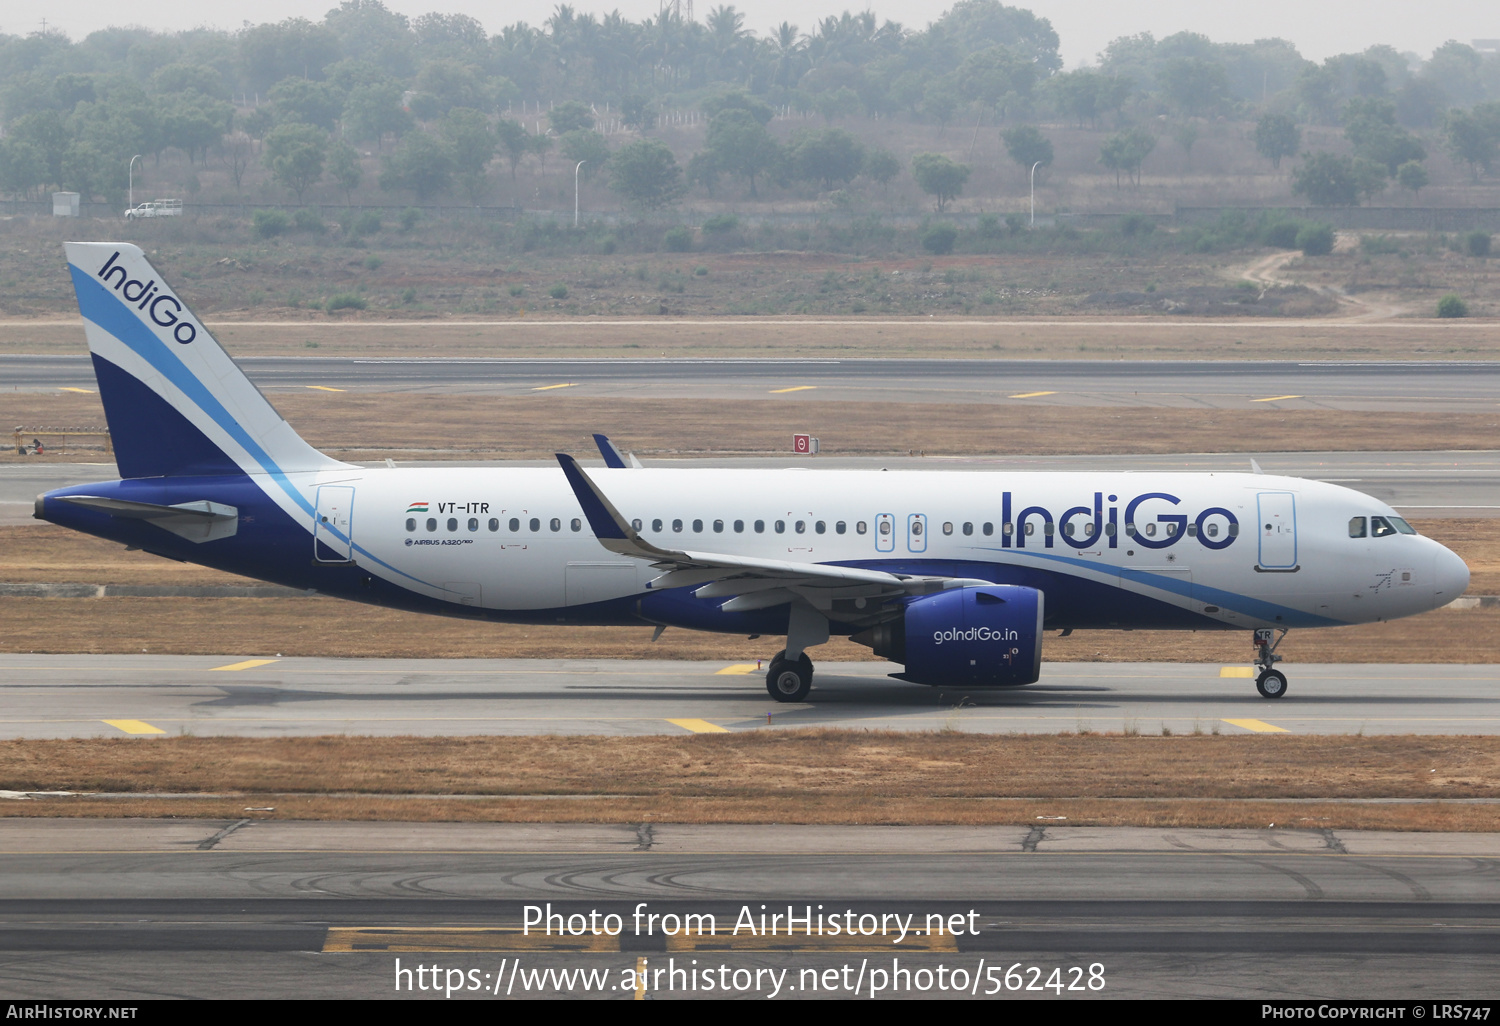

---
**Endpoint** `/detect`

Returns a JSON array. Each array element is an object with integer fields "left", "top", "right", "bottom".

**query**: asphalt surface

[
  {"left": 0, "top": 821, "right": 1495, "bottom": 999},
  {"left": 2, "top": 656, "right": 1496, "bottom": 738},
  {"left": 7, "top": 355, "right": 1500, "bottom": 410},
  {"left": 4, "top": 450, "right": 1498, "bottom": 528}
]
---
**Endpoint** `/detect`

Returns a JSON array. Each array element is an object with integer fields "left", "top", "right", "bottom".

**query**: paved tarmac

[
  {"left": 2, "top": 656, "right": 1496, "bottom": 739},
  {"left": 4, "top": 449, "right": 1498, "bottom": 528},
  {"left": 0, "top": 821, "right": 1495, "bottom": 999},
  {"left": 7, "top": 355, "right": 1500, "bottom": 411}
]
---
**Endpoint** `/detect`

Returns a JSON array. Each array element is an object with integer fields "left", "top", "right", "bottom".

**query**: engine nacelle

[{"left": 855, "top": 585, "right": 1044, "bottom": 687}]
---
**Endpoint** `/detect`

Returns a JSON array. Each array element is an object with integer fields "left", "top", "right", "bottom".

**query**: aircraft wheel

[
  {"left": 1255, "top": 669, "right": 1288, "bottom": 699},
  {"left": 766, "top": 655, "right": 813, "bottom": 702}
]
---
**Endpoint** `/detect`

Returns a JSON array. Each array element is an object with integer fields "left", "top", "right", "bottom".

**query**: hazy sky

[{"left": 18, "top": 0, "right": 1500, "bottom": 67}]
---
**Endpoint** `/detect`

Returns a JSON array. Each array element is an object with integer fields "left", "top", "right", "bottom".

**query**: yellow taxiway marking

[
  {"left": 1251, "top": 395, "right": 1303, "bottom": 402},
  {"left": 102, "top": 719, "right": 165, "bottom": 735},
  {"left": 668, "top": 718, "right": 729, "bottom": 733},
  {"left": 769, "top": 385, "right": 817, "bottom": 393},
  {"left": 1223, "top": 718, "right": 1290, "bottom": 733},
  {"left": 532, "top": 383, "right": 577, "bottom": 391},
  {"left": 714, "top": 663, "right": 759, "bottom": 676},
  {"left": 305, "top": 385, "right": 345, "bottom": 392},
  {"left": 59, "top": 387, "right": 95, "bottom": 393},
  {"left": 1008, "top": 391, "right": 1057, "bottom": 399},
  {"left": 1219, "top": 667, "right": 1256, "bottom": 678},
  {"left": 209, "top": 659, "right": 279, "bottom": 672}
]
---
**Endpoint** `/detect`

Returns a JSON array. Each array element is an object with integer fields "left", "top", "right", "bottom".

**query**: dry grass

[
  {"left": 4, "top": 733, "right": 1499, "bottom": 830},
  {"left": 7, "top": 392, "right": 1500, "bottom": 466}
]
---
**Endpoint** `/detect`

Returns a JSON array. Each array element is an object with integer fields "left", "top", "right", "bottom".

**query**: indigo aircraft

[{"left": 37, "top": 243, "right": 1470, "bottom": 702}]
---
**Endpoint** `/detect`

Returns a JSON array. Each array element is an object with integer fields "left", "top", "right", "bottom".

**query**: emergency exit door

[{"left": 1256, "top": 491, "right": 1297, "bottom": 569}]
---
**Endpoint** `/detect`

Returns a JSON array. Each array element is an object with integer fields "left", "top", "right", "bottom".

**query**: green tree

[
  {"left": 1291, "top": 151, "right": 1360, "bottom": 206},
  {"left": 863, "top": 148, "right": 901, "bottom": 192},
  {"left": 158, "top": 97, "right": 231, "bottom": 164},
  {"left": 1344, "top": 98, "right": 1425, "bottom": 175},
  {"left": 1254, "top": 112, "right": 1301, "bottom": 170},
  {"left": 327, "top": 139, "right": 363, "bottom": 204},
  {"left": 609, "top": 138, "right": 686, "bottom": 209},
  {"left": 1099, "top": 127, "right": 1156, "bottom": 188},
  {"left": 1158, "top": 57, "right": 1230, "bottom": 117},
  {"left": 621, "top": 95, "right": 656, "bottom": 131},
  {"left": 789, "top": 128, "right": 865, "bottom": 189},
  {"left": 1396, "top": 160, "right": 1428, "bottom": 198},
  {"left": 1001, "top": 125, "right": 1053, "bottom": 181},
  {"left": 911, "top": 152, "right": 971, "bottom": 212},
  {"left": 704, "top": 108, "right": 779, "bottom": 196},
  {"left": 559, "top": 129, "right": 609, "bottom": 181},
  {"left": 1442, "top": 103, "right": 1500, "bottom": 181},
  {"left": 547, "top": 100, "right": 595, "bottom": 134},
  {"left": 442, "top": 107, "right": 495, "bottom": 202},
  {"left": 263, "top": 121, "right": 327, "bottom": 202},
  {"left": 269, "top": 78, "right": 344, "bottom": 132},
  {"left": 0, "top": 138, "right": 47, "bottom": 198},
  {"left": 379, "top": 132, "right": 454, "bottom": 200},
  {"left": 1352, "top": 156, "right": 1388, "bottom": 204},
  {"left": 343, "top": 81, "right": 412, "bottom": 149},
  {"left": 495, "top": 119, "right": 530, "bottom": 179},
  {"left": 409, "top": 60, "right": 493, "bottom": 121}
]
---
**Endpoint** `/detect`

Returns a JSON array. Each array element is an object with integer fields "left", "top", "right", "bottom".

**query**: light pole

[
  {"left": 1029, "top": 160, "right": 1041, "bottom": 227},
  {"left": 128, "top": 154, "right": 142, "bottom": 213},
  {"left": 574, "top": 161, "right": 587, "bottom": 227}
]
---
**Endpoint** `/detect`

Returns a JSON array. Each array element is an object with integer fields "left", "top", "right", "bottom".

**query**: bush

[
  {"left": 1436, "top": 294, "right": 1469, "bottom": 318},
  {"left": 400, "top": 288, "right": 416, "bottom": 304},
  {"left": 1465, "top": 231, "right": 1492, "bottom": 258},
  {"left": 325, "top": 293, "right": 367, "bottom": 312},
  {"left": 363, "top": 256, "right": 383, "bottom": 270},
  {"left": 1004, "top": 213, "right": 1026, "bottom": 235},
  {"left": 1119, "top": 213, "right": 1156, "bottom": 237},
  {"left": 663, "top": 226, "right": 693, "bottom": 252},
  {"left": 400, "top": 207, "right": 421, "bottom": 231},
  {"left": 976, "top": 213, "right": 1002, "bottom": 238},
  {"left": 251, "top": 209, "right": 290, "bottom": 239},
  {"left": 693, "top": 266, "right": 708, "bottom": 276},
  {"left": 292, "top": 209, "right": 324, "bottom": 233},
  {"left": 600, "top": 235, "right": 617, "bottom": 254},
  {"left": 1296, "top": 223, "right": 1335, "bottom": 256},
  {"left": 920, "top": 222, "right": 958, "bottom": 255},
  {"left": 548, "top": 283, "right": 569, "bottom": 299},
  {"left": 350, "top": 211, "right": 382, "bottom": 236},
  {"left": 1261, "top": 220, "right": 1302, "bottom": 249},
  {"left": 508, "top": 284, "right": 525, "bottom": 297},
  {"left": 702, "top": 214, "right": 739, "bottom": 233}
]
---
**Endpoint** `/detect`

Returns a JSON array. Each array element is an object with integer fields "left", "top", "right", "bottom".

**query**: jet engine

[{"left": 854, "top": 585, "right": 1044, "bottom": 687}]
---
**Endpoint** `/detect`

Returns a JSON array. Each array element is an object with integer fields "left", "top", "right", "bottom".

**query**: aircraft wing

[{"left": 556, "top": 453, "right": 983, "bottom": 617}]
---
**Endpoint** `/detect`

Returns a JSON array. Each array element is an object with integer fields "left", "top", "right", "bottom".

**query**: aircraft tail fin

[{"left": 64, "top": 242, "right": 345, "bottom": 480}]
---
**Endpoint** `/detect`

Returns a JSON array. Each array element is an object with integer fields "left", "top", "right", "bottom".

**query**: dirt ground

[
  {"left": 3, "top": 733, "right": 1498, "bottom": 831},
  {"left": 0, "top": 519, "right": 1493, "bottom": 663},
  {"left": 6, "top": 392, "right": 1500, "bottom": 465}
]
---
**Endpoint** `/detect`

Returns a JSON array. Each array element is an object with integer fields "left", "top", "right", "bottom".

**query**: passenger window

[
  {"left": 1063, "top": 523, "right": 1074, "bottom": 538},
  {"left": 815, "top": 521, "right": 826, "bottom": 534},
  {"left": 713, "top": 520, "right": 724, "bottom": 533},
  {"left": 1371, "top": 516, "right": 1396, "bottom": 538},
  {"left": 571, "top": 518, "right": 581, "bottom": 531},
  {"left": 406, "top": 518, "right": 416, "bottom": 532},
  {"left": 468, "top": 517, "right": 479, "bottom": 532},
  {"left": 1165, "top": 523, "right": 1177, "bottom": 537},
  {"left": 856, "top": 521, "right": 867, "bottom": 535},
  {"left": 1205, "top": 523, "right": 1218, "bottom": 538},
  {"left": 1145, "top": 523, "right": 1156, "bottom": 537},
  {"left": 1228, "top": 523, "right": 1239, "bottom": 536},
  {"left": 754, "top": 520, "right": 765, "bottom": 533},
  {"left": 509, "top": 517, "right": 520, "bottom": 532},
  {"left": 427, "top": 518, "right": 437, "bottom": 532},
  {"left": 488, "top": 518, "right": 499, "bottom": 532},
  {"left": 878, "top": 520, "right": 891, "bottom": 536},
  {"left": 1186, "top": 523, "right": 1197, "bottom": 537},
  {"left": 550, "top": 518, "right": 561, "bottom": 532},
  {"left": 1106, "top": 523, "right": 1118, "bottom": 536},
  {"left": 795, "top": 520, "right": 805, "bottom": 534},
  {"left": 529, "top": 517, "right": 540, "bottom": 532},
  {"left": 775, "top": 520, "right": 785, "bottom": 533},
  {"left": 1024, "top": 523, "right": 1034, "bottom": 536},
  {"left": 447, "top": 517, "right": 458, "bottom": 532},
  {"left": 692, "top": 519, "right": 702, "bottom": 533},
  {"left": 836, "top": 521, "right": 846, "bottom": 534},
  {"left": 734, "top": 520, "right": 744, "bottom": 533},
  {"left": 652, "top": 519, "right": 663, "bottom": 532},
  {"left": 912, "top": 520, "right": 923, "bottom": 536},
  {"left": 1044, "top": 523, "right": 1054, "bottom": 536},
  {"left": 632, "top": 519, "right": 643, "bottom": 531},
  {"left": 1348, "top": 517, "right": 1367, "bottom": 538},
  {"left": 942, "top": 522, "right": 953, "bottom": 535},
  {"left": 672, "top": 519, "right": 683, "bottom": 533},
  {"left": 963, "top": 522, "right": 973, "bottom": 536}
]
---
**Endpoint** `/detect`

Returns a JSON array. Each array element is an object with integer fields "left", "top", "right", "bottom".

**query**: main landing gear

[
  {"left": 1253, "top": 627, "right": 1289, "bottom": 699},
  {"left": 766, "top": 650, "right": 814, "bottom": 702}
]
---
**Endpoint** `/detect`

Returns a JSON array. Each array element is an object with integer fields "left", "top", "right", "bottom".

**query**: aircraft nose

[{"left": 1433, "top": 545, "right": 1470, "bottom": 605}]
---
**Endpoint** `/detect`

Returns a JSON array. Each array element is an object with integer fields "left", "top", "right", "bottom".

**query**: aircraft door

[
  {"left": 1257, "top": 492, "right": 1298, "bottom": 569},
  {"left": 314, "top": 485, "right": 354, "bottom": 563},
  {"left": 907, "top": 513, "right": 927, "bottom": 553},
  {"left": 875, "top": 513, "right": 895, "bottom": 552}
]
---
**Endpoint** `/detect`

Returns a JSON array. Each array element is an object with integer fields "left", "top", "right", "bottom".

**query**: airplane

[{"left": 35, "top": 242, "right": 1471, "bottom": 703}]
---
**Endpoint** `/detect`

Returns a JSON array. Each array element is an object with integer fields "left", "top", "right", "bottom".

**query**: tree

[
  {"left": 1001, "top": 125, "right": 1052, "bottom": 181},
  {"left": 1173, "top": 122, "right": 1199, "bottom": 169},
  {"left": 1344, "top": 99, "right": 1425, "bottom": 176},
  {"left": 379, "top": 131, "right": 453, "bottom": 201},
  {"left": 442, "top": 108, "right": 495, "bottom": 201},
  {"left": 0, "top": 138, "right": 47, "bottom": 199},
  {"left": 703, "top": 108, "right": 778, "bottom": 196},
  {"left": 158, "top": 97, "right": 231, "bottom": 164},
  {"left": 343, "top": 81, "right": 412, "bottom": 149},
  {"left": 262, "top": 122, "right": 327, "bottom": 202},
  {"left": 910, "top": 152, "right": 971, "bottom": 212},
  {"left": 789, "top": 128, "right": 865, "bottom": 189},
  {"left": 1098, "top": 127, "right": 1155, "bottom": 188},
  {"left": 327, "top": 139, "right": 363, "bottom": 204},
  {"left": 1442, "top": 103, "right": 1500, "bottom": 180},
  {"left": 621, "top": 95, "right": 656, "bottom": 132},
  {"left": 1291, "top": 151, "right": 1360, "bottom": 206},
  {"left": 410, "top": 60, "right": 493, "bottom": 120},
  {"left": 1396, "top": 160, "right": 1428, "bottom": 198},
  {"left": 609, "top": 138, "right": 686, "bottom": 209},
  {"left": 495, "top": 119, "right": 530, "bottom": 179},
  {"left": 547, "top": 100, "right": 594, "bottom": 134},
  {"left": 216, "top": 132, "right": 253, "bottom": 190},
  {"left": 559, "top": 130, "right": 610, "bottom": 182},
  {"left": 269, "top": 78, "right": 344, "bottom": 132},
  {"left": 1254, "top": 113, "right": 1301, "bottom": 170},
  {"left": 863, "top": 148, "right": 901, "bottom": 192},
  {"left": 1158, "top": 57, "right": 1231, "bottom": 117}
]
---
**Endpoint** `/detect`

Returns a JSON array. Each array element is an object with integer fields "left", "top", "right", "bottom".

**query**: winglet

[
  {"left": 593, "top": 433, "right": 629, "bottom": 469},
  {"left": 1250, "top": 458, "right": 1264, "bottom": 475},
  {"left": 556, "top": 453, "right": 680, "bottom": 561}
]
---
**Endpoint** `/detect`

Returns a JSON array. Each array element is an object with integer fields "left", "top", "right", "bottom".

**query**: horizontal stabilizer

[{"left": 55, "top": 494, "right": 238, "bottom": 542}]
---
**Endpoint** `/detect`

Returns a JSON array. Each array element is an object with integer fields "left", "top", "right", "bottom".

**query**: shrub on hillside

[
  {"left": 920, "top": 222, "right": 958, "bottom": 255},
  {"left": 1436, "top": 294, "right": 1469, "bottom": 318},
  {"left": 1296, "top": 223, "right": 1335, "bottom": 256},
  {"left": 251, "top": 209, "right": 290, "bottom": 239}
]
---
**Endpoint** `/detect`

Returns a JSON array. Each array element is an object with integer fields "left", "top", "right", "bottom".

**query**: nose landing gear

[{"left": 1253, "top": 628, "right": 1289, "bottom": 698}]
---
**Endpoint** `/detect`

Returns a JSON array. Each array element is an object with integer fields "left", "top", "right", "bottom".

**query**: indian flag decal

[{"left": 406, "top": 502, "right": 429, "bottom": 513}]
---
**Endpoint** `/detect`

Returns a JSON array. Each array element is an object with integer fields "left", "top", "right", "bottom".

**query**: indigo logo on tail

[{"left": 96, "top": 250, "right": 197, "bottom": 345}]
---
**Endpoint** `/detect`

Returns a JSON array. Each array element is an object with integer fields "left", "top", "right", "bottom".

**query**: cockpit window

[
  {"left": 1370, "top": 516, "right": 1397, "bottom": 538},
  {"left": 1348, "top": 517, "right": 1367, "bottom": 538},
  {"left": 1390, "top": 517, "right": 1417, "bottom": 535}
]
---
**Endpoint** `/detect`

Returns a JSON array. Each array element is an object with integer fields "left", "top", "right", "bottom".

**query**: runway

[
  {"left": 0, "top": 820, "right": 1495, "bottom": 999},
  {"left": 7, "top": 355, "right": 1500, "bottom": 410},
  {"left": 2, "top": 655, "right": 1497, "bottom": 739}
]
